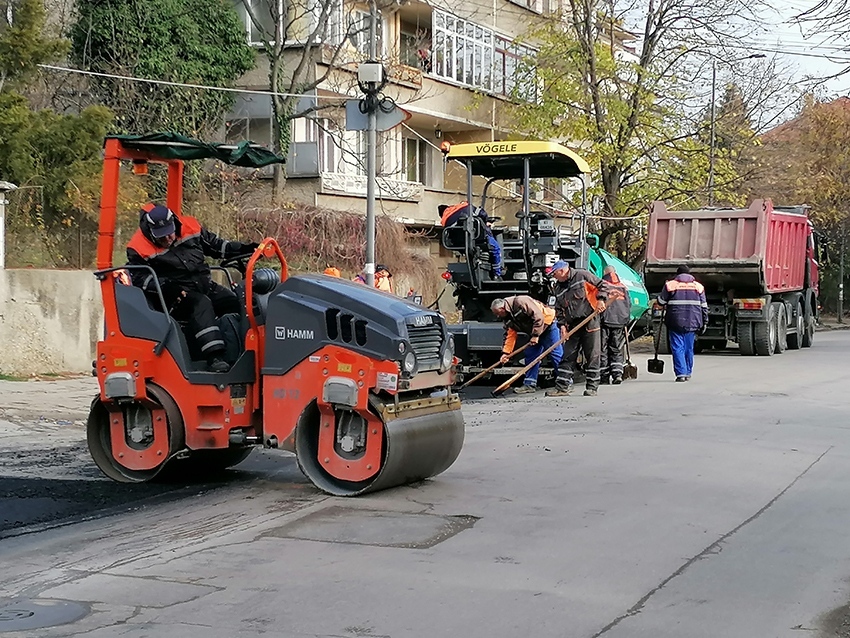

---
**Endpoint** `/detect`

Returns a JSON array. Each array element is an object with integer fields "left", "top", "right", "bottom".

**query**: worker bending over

[
  {"left": 491, "top": 295, "right": 561, "bottom": 394},
  {"left": 438, "top": 202, "right": 503, "bottom": 278}
]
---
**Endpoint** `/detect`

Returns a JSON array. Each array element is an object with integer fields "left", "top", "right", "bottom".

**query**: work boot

[
  {"left": 514, "top": 384, "right": 537, "bottom": 395},
  {"left": 675, "top": 376, "right": 687, "bottom": 382},
  {"left": 611, "top": 376, "right": 622, "bottom": 385},
  {"left": 583, "top": 389, "right": 598, "bottom": 397},
  {"left": 209, "top": 357, "right": 230, "bottom": 373},
  {"left": 545, "top": 384, "right": 573, "bottom": 397}
]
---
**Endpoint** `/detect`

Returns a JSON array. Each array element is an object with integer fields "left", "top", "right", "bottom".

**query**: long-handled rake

[{"left": 459, "top": 342, "right": 532, "bottom": 390}]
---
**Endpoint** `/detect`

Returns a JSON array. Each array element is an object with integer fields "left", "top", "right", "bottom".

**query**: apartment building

[{"left": 225, "top": 0, "right": 553, "bottom": 229}]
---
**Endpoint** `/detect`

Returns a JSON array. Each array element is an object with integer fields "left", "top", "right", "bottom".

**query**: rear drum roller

[
  {"left": 87, "top": 383, "right": 185, "bottom": 483},
  {"left": 295, "top": 397, "right": 464, "bottom": 497}
]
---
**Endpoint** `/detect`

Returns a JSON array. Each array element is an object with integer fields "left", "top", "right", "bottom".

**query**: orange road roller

[{"left": 87, "top": 134, "right": 464, "bottom": 495}]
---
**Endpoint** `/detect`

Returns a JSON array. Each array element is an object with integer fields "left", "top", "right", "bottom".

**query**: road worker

[
  {"left": 547, "top": 260, "right": 609, "bottom": 397},
  {"left": 656, "top": 265, "right": 708, "bottom": 382},
  {"left": 126, "top": 203, "right": 258, "bottom": 373},
  {"left": 600, "top": 265, "right": 631, "bottom": 385},
  {"left": 491, "top": 295, "right": 561, "bottom": 394},
  {"left": 438, "top": 202, "right": 503, "bottom": 278},
  {"left": 353, "top": 264, "right": 394, "bottom": 293}
]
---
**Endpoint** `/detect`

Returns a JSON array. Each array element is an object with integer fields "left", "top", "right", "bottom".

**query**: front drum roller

[
  {"left": 87, "top": 383, "right": 185, "bottom": 483},
  {"left": 295, "top": 395, "right": 464, "bottom": 496}
]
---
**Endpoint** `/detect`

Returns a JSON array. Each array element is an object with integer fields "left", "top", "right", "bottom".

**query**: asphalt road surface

[{"left": 2, "top": 331, "right": 850, "bottom": 637}]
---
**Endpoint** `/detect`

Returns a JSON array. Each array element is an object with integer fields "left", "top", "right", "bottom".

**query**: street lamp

[{"left": 707, "top": 53, "right": 766, "bottom": 206}]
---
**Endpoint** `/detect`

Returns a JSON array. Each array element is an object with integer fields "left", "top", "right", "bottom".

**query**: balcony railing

[{"left": 321, "top": 172, "right": 424, "bottom": 202}]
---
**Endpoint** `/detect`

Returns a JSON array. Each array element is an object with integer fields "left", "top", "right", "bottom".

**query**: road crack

[{"left": 590, "top": 446, "right": 833, "bottom": 638}]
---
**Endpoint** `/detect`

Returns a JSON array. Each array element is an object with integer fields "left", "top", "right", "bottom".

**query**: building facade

[{"left": 225, "top": 0, "right": 555, "bottom": 229}]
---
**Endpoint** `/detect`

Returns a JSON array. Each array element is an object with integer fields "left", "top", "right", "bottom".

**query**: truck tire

[
  {"left": 754, "top": 305, "right": 777, "bottom": 356},
  {"left": 774, "top": 303, "right": 787, "bottom": 354},
  {"left": 654, "top": 323, "right": 670, "bottom": 355},
  {"left": 737, "top": 322, "right": 755, "bottom": 356},
  {"left": 787, "top": 300, "right": 804, "bottom": 350},
  {"left": 802, "top": 294, "right": 815, "bottom": 348}
]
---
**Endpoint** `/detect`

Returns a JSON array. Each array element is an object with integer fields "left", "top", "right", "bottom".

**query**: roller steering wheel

[{"left": 220, "top": 252, "right": 253, "bottom": 277}]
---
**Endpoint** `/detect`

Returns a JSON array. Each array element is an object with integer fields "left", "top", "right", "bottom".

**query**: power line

[{"left": 37, "top": 64, "right": 341, "bottom": 100}]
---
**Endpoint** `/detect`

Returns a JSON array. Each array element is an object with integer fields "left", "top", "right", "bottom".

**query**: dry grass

[{"left": 237, "top": 203, "right": 445, "bottom": 303}]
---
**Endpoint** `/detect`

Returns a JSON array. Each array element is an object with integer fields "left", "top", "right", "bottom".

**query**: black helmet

[
  {"left": 141, "top": 204, "right": 176, "bottom": 239},
  {"left": 376, "top": 264, "right": 392, "bottom": 276}
]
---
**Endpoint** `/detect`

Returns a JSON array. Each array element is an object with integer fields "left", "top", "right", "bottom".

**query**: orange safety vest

[
  {"left": 503, "top": 299, "right": 556, "bottom": 353},
  {"left": 127, "top": 215, "right": 203, "bottom": 259}
]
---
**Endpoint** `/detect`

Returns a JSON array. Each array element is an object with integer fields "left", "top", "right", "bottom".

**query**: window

[
  {"left": 234, "top": 0, "right": 343, "bottom": 46},
  {"left": 400, "top": 26, "right": 432, "bottom": 71},
  {"left": 431, "top": 9, "right": 536, "bottom": 99},
  {"left": 349, "top": 9, "right": 385, "bottom": 57},
  {"left": 507, "top": 0, "right": 544, "bottom": 12},
  {"left": 318, "top": 120, "right": 366, "bottom": 176},
  {"left": 404, "top": 138, "right": 429, "bottom": 184}
]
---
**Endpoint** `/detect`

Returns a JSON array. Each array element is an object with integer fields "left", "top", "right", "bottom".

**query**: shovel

[
  {"left": 648, "top": 309, "right": 666, "bottom": 374},
  {"left": 623, "top": 326, "right": 638, "bottom": 380}
]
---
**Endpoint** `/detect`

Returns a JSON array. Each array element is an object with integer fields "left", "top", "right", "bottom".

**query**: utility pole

[
  {"left": 364, "top": 0, "right": 378, "bottom": 287},
  {"left": 838, "top": 222, "right": 847, "bottom": 323},
  {"left": 706, "top": 54, "right": 765, "bottom": 207},
  {"left": 707, "top": 59, "right": 716, "bottom": 207}
]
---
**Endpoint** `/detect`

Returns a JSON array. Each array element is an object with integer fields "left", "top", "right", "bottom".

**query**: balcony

[{"left": 320, "top": 172, "right": 424, "bottom": 202}]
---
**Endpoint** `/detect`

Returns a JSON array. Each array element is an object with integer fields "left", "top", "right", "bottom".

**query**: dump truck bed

[{"left": 644, "top": 199, "right": 810, "bottom": 295}]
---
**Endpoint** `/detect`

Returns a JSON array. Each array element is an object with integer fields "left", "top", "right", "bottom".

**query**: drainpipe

[{"left": 0, "top": 181, "right": 18, "bottom": 270}]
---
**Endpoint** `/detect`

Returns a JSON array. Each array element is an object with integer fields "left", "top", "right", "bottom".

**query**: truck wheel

[
  {"left": 774, "top": 303, "right": 787, "bottom": 354},
  {"left": 655, "top": 323, "right": 670, "bottom": 355},
  {"left": 802, "top": 295, "right": 815, "bottom": 347},
  {"left": 787, "top": 301, "right": 804, "bottom": 350},
  {"left": 754, "top": 306, "right": 777, "bottom": 356},
  {"left": 737, "top": 322, "right": 755, "bottom": 356}
]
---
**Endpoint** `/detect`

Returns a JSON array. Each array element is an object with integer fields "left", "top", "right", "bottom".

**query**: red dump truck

[{"left": 645, "top": 199, "right": 819, "bottom": 356}]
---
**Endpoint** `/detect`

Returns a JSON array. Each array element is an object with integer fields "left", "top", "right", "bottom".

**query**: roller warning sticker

[{"left": 376, "top": 371, "right": 398, "bottom": 392}]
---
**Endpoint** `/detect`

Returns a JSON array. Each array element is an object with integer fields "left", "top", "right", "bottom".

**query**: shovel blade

[
  {"left": 623, "top": 363, "right": 638, "bottom": 380},
  {"left": 647, "top": 358, "right": 665, "bottom": 374}
]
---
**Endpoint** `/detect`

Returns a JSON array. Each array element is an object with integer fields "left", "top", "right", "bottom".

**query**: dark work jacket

[
  {"left": 554, "top": 268, "right": 610, "bottom": 328},
  {"left": 126, "top": 213, "right": 249, "bottom": 303},
  {"left": 657, "top": 273, "right": 708, "bottom": 333},
  {"left": 601, "top": 272, "right": 631, "bottom": 328}
]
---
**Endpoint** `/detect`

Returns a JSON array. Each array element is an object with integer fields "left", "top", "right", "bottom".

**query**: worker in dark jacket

[
  {"left": 656, "top": 265, "right": 708, "bottom": 382},
  {"left": 491, "top": 295, "right": 561, "bottom": 394},
  {"left": 438, "top": 202, "right": 502, "bottom": 278},
  {"left": 600, "top": 265, "right": 631, "bottom": 385},
  {"left": 126, "top": 203, "right": 258, "bottom": 373},
  {"left": 546, "top": 260, "right": 608, "bottom": 397}
]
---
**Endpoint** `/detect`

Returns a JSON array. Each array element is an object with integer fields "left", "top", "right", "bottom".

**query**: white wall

[{"left": 0, "top": 270, "right": 102, "bottom": 376}]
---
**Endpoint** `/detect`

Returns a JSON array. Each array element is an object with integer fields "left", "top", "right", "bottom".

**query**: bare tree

[
  {"left": 513, "top": 0, "right": 795, "bottom": 259},
  {"left": 238, "top": 0, "right": 373, "bottom": 200}
]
